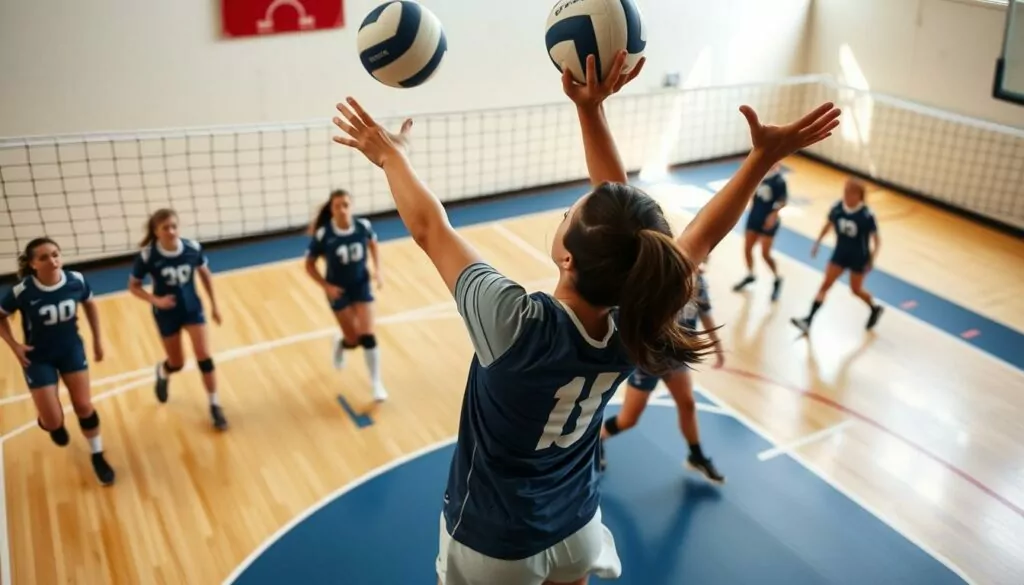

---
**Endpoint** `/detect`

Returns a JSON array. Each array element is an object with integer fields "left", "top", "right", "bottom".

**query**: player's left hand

[
  {"left": 333, "top": 98, "right": 412, "bottom": 168},
  {"left": 713, "top": 350, "right": 724, "bottom": 369},
  {"left": 740, "top": 102, "right": 841, "bottom": 164},
  {"left": 374, "top": 274, "right": 384, "bottom": 290},
  {"left": 212, "top": 308, "right": 222, "bottom": 326},
  {"left": 561, "top": 50, "right": 645, "bottom": 109},
  {"left": 94, "top": 341, "right": 104, "bottom": 363}
]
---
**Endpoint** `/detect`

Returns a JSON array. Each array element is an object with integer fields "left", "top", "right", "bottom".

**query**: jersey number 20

[
  {"left": 40, "top": 299, "right": 76, "bottom": 325},
  {"left": 536, "top": 372, "right": 621, "bottom": 450}
]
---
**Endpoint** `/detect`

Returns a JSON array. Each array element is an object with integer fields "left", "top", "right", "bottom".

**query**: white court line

[
  {"left": 694, "top": 385, "right": 977, "bottom": 585},
  {"left": 0, "top": 447, "right": 8, "bottom": 585},
  {"left": 756, "top": 419, "right": 854, "bottom": 462},
  {"left": 494, "top": 217, "right": 979, "bottom": 585}
]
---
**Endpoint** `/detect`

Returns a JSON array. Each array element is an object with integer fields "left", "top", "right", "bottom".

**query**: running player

[
  {"left": 732, "top": 162, "right": 787, "bottom": 300},
  {"left": 791, "top": 179, "right": 883, "bottom": 333},
  {"left": 332, "top": 50, "right": 840, "bottom": 585},
  {"left": 304, "top": 189, "right": 387, "bottom": 402},
  {"left": 600, "top": 260, "right": 726, "bottom": 484},
  {"left": 127, "top": 209, "right": 227, "bottom": 430},
  {"left": 0, "top": 238, "right": 115, "bottom": 485}
]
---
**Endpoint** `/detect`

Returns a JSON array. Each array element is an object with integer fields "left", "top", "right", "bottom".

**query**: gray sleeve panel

[{"left": 454, "top": 263, "right": 545, "bottom": 367}]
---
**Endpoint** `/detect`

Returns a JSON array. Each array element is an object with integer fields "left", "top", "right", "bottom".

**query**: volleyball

[
  {"left": 357, "top": 1, "right": 448, "bottom": 88},
  {"left": 545, "top": 0, "right": 647, "bottom": 85}
]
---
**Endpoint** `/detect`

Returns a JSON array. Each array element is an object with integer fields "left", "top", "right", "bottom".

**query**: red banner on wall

[{"left": 222, "top": 0, "right": 344, "bottom": 38}]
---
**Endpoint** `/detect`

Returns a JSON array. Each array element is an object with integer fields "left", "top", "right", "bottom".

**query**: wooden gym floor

[{"left": 0, "top": 156, "right": 1022, "bottom": 584}]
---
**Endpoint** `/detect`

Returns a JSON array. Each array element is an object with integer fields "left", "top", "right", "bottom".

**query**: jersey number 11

[{"left": 536, "top": 372, "right": 620, "bottom": 450}]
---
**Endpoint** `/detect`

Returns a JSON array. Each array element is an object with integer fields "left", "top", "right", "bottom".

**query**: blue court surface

[{"left": 229, "top": 396, "right": 966, "bottom": 585}]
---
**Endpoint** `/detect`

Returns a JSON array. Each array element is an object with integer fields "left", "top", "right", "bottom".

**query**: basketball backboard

[{"left": 994, "top": 0, "right": 1024, "bottom": 105}]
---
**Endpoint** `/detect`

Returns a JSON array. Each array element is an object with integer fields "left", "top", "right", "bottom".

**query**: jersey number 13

[{"left": 536, "top": 372, "right": 620, "bottom": 450}]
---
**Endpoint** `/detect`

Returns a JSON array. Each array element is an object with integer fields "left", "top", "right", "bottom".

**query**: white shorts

[{"left": 435, "top": 508, "right": 621, "bottom": 585}]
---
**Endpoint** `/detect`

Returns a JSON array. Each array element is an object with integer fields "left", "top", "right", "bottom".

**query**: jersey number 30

[
  {"left": 536, "top": 372, "right": 620, "bottom": 450},
  {"left": 40, "top": 299, "right": 76, "bottom": 325}
]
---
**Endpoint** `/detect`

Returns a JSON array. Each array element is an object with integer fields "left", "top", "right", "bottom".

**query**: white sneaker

[{"left": 372, "top": 384, "right": 388, "bottom": 402}]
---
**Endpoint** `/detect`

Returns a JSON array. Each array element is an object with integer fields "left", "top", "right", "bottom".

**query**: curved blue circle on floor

[{"left": 231, "top": 404, "right": 968, "bottom": 585}]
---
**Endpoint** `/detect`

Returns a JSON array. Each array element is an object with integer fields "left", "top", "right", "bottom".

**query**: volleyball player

[
  {"left": 127, "top": 209, "right": 227, "bottom": 430},
  {"left": 791, "top": 179, "right": 883, "bottom": 333},
  {"left": 599, "top": 260, "right": 726, "bottom": 484},
  {"left": 304, "top": 189, "right": 387, "bottom": 402},
  {"left": 0, "top": 238, "right": 115, "bottom": 485},
  {"left": 732, "top": 162, "right": 787, "bottom": 300},
  {"left": 332, "top": 50, "right": 839, "bottom": 585}
]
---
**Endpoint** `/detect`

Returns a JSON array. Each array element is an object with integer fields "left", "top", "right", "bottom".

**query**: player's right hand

[
  {"left": 152, "top": 295, "right": 176, "bottom": 310},
  {"left": 332, "top": 97, "right": 411, "bottom": 169},
  {"left": 561, "top": 50, "right": 644, "bottom": 109},
  {"left": 324, "top": 284, "right": 344, "bottom": 300},
  {"left": 13, "top": 344, "right": 32, "bottom": 368}
]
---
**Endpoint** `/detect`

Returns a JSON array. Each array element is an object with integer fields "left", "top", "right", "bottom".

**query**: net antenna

[{"left": 994, "top": 0, "right": 1024, "bottom": 106}]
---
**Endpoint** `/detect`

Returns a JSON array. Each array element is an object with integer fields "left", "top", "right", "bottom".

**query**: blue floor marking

[
  {"left": 231, "top": 405, "right": 966, "bottom": 585},
  {"left": 336, "top": 394, "right": 373, "bottom": 428}
]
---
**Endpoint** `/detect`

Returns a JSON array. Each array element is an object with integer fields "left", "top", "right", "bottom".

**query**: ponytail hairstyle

[
  {"left": 17, "top": 237, "right": 60, "bottom": 280},
  {"left": 563, "top": 182, "right": 717, "bottom": 375},
  {"left": 140, "top": 208, "right": 177, "bottom": 248},
  {"left": 308, "top": 189, "right": 350, "bottom": 235}
]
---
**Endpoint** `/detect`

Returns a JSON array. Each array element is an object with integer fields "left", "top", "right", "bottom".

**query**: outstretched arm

[
  {"left": 678, "top": 103, "right": 842, "bottom": 264},
  {"left": 333, "top": 99, "right": 481, "bottom": 296},
  {"left": 562, "top": 51, "right": 645, "bottom": 186}
]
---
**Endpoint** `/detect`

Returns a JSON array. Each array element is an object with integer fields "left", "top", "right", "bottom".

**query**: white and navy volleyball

[
  {"left": 545, "top": 0, "right": 647, "bottom": 85},
  {"left": 357, "top": 1, "right": 448, "bottom": 88}
]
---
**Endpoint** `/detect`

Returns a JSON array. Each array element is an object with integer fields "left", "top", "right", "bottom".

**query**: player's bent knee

[
  {"left": 198, "top": 358, "right": 215, "bottom": 373},
  {"left": 165, "top": 360, "right": 184, "bottom": 373},
  {"left": 359, "top": 334, "right": 377, "bottom": 349},
  {"left": 78, "top": 410, "right": 100, "bottom": 431}
]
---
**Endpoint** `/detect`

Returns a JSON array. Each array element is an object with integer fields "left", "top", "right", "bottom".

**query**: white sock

[
  {"left": 158, "top": 361, "right": 168, "bottom": 379},
  {"left": 88, "top": 435, "right": 103, "bottom": 454},
  {"left": 364, "top": 347, "right": 380, "bottom": 385},
  {"left": 208, "top": 392, "right": 220, "bottom": 407}
]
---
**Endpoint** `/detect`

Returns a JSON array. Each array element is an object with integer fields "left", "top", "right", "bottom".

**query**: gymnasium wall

[
  {"left": 0, "top": 0, "right": 812, "bottom": 137},
  {"left": 807, "top": 0, "right": 1024, "bottom": 129}
]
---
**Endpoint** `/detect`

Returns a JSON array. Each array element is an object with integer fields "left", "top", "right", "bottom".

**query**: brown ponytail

[
  {"left": 140, "top": 208, "right": 177, "bottom": 247},
  {"left": 618, "top": 230, "right": 716, "bottom": 375},
  {"left": 564, "top": 182, "right": 716, "bottom": 376},
  {"left": 17, "top": 237, "right": 60, "bottom": 280}
]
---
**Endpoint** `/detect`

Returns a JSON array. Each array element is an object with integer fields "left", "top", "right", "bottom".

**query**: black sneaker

[
  {"left": 91, "top": 452, "right": 116, "bottom": 486},
  {"left": 771, "top": 278, "right": 783, "bottom": 302},
  {"left": 866, "top": 305, "right": 884, "bottom": 330},
  {"left": 155, "top": 362, "right": 169, "bottom": 403},
  {"left": 211, "top": 405, "right": 228, "bottom": 431},
  {"left": 39, "top": 419, "right": 69, "bottom": 447},
  {"left": 732, "top": 275, "right": 756, "bottom": 292},
  {"left": 686, "top": 455, "right": 725, "bottom": 484},
  {"left": 790, "top": 316, "right": 811, "bottom": 335}
]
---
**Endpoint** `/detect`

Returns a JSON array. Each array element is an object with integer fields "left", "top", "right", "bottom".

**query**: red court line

[{"left": 721, "top": 366, "right": 1024, "bottom": 519}]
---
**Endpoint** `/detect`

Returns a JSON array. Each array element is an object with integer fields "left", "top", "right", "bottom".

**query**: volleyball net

[{"left": 2, "top": 75, "right": 1022, "bottom": 276}]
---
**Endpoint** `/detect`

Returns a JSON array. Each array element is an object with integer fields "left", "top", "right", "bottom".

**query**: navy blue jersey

[
  {"left": 130, "top": 238, "right": 209, "bottom": 314},
  {"left": 829, "top": 202, "right": 877, "bottom": 258},
  {"left": 0, "top": 270, "right": 92, "bottom": 355},
  {"left": 443, "top": 263, "right": 635, "bottom": 560},
  {"left": 751, "top": 172, "right": 787, "bottom": 218},
  {"left": 680, "top": 272, "right": 711, "bottom": 330},
  {"left": 306, "top": 218, "right": 376, "bottom": 286}
]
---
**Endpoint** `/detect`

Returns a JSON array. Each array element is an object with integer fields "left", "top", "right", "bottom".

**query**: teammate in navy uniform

[
  {"left": 332, "top": 49, "right": 840, "bottom": 585},
  {"left": 791, "top": 179, "right": 883, "bottom": 333},
  {"left": 733, "top": 162, "right": 787, "bottom": 300},
  {"left": 600, "top": 262, "right": 726, "bottom": 484},
  {"left": 0, "top": 238, "right": 115, "bottom": 485},
  {"left": 128, "top": 209, "right": 227, "bottom": 430},
  {"left": 304, "top": 189, "right": 387, "bottom": 402}
]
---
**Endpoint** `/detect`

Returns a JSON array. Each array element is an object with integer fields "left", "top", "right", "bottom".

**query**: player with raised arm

[
  {"left": 332, "top": 50, "right": 840, "bottom": 585},
  {"left": 0, "top": 238, "right": 115, "bottom": 485}
]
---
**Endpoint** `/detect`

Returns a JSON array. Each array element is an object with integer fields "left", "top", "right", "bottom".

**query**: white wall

[
  {"left": 809, "top": 0, "right": 1024, "bottom": 128},
  {"left": 0, "top": 0, "right": 812, "bottom": 137}
]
